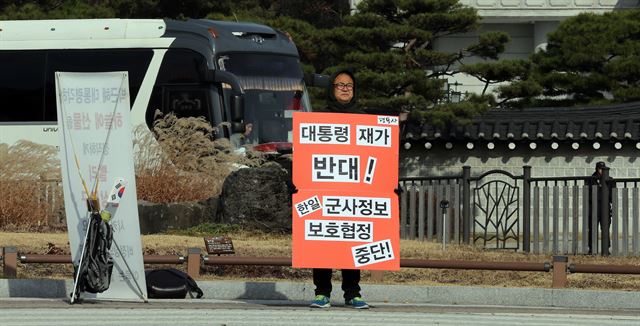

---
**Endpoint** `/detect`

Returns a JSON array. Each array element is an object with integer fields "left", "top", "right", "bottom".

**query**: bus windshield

[{"left": 218, "top": 53, "right": 310, "bottom": 145}]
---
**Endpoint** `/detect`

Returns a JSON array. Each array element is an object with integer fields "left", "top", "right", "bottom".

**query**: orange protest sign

[
  {"left": 291, "top": 112, "right": 400, "bottom": 270},
  {"left": 292, "top": 112, "right": 399, "bottom": 191}
]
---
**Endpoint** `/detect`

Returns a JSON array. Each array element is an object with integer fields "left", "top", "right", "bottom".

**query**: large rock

[
  {"left": 219, "top": 162, "right": 291, "bottom": 232},
  {"left": 137, "top": 197, "right": 219, "bottom": 234}
]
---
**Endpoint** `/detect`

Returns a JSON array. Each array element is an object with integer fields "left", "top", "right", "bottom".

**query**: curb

[{"left": 1, "top": 278, "right": 639, "bottom": 310}]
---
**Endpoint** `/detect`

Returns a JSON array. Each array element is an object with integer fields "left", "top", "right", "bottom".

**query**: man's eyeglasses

[{"left": 333, "top": 83, "right": 354, "bottom": 91}]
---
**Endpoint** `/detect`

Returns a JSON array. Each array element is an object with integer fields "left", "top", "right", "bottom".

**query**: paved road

[{"left": 1, "top": 299, "right": 639, "bottom": 326}]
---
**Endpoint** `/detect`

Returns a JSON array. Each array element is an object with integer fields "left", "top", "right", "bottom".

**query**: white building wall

[
  {"left": 350, "top": 0, "right": 638, "bottom": 97},
  {"left": 401, "top": 143, "right": 638, "bottom": 178},
  {"left": 433, "top": 23, "right": 535, "bottom": 95}
]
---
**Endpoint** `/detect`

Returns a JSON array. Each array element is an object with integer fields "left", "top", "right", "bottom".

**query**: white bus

[{"left": 0, "top": 19, "right": 313, "bottom": 152}]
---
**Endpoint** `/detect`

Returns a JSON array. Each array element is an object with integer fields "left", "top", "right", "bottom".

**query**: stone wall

[
  {"left": 137, "top": 197, "right": 219, "bottom": 234},
  {"left": 401, "top": 141, "right": 638, "bottom": 178},
  {"left": 136, "top": 163, "right": 292, "bottom": 234}
]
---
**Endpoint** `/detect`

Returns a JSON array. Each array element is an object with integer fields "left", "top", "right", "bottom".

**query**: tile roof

[{"left": 404, "top": 102, "right": 640, "bottom": 142}]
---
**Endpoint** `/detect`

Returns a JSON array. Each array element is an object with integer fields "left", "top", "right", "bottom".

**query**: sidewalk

[{"left": 1, "top": 278, "right": 639, "bottom": 310}]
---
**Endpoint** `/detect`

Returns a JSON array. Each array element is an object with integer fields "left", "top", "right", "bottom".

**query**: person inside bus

[
  {"left": 310, "top": 69, "right": 369, "bottom": 309},
  {"left": 230, "top": 122, "right": 255, "bottom": 149}
]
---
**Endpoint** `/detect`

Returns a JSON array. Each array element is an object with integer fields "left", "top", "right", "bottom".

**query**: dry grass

[
  {"left": 0, "top": 141, "right": 62, "bottom": 230},
  {"left": 0, "top": 114, "right": 266, "bottom": 229},
  {"left": 3, "top": 231, "right": 640, "bottom": 290},
  {"left": 133, "top": 113, "right": 265, "bottom": 203}
]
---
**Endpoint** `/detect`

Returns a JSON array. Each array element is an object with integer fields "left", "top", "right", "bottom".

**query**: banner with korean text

[
  {"left": 56, "top": 72, "right": 146, "bottom": 301},
  {"left": 292, "top": 112, "right": 400, "bottom": 270}
]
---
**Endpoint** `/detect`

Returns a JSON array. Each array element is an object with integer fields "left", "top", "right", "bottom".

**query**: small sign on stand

[{"left": 204, "top": 236, "right": 235, "bottom": 255}]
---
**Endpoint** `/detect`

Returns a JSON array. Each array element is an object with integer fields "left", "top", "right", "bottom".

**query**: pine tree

[
  {"left": 309, "top": 0, "right": 511, "bottom": 126},
  {"left": 0, "top": 0, "right": 234, "bottom": 19},
  {"left": 0, "top": 1, "right": 115, "bottom": 19},
  {"left": 497, "top": 9, "right": 640, "bottom": 107},
  {"left": 1, "top": 0, "right": 517, "bottom": 125}
]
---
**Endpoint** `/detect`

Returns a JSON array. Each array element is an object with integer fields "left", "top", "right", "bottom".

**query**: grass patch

[
  {"left": 168, "top": 223, "right": 242, "bottom": 237},
  {"left": 3, "top": 231, "right": 640, "bottom": 291}
]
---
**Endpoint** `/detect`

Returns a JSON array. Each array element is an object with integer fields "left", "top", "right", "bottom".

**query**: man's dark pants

[{"left": 312, "top": 268, "right": 361, "bottom": 300}]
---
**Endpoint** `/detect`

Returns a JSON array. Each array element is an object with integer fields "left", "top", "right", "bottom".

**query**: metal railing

[
  {"left": 11, "top": 166, "right": 640, "bottom": 257},
  {"left": 0, "top": 246, "right": 193, "bottom": 279},
  {"left": 4, "top": 246, "right": 640, "bottom": 289},
  {"left": 399, "top": 166, "right": 640, "bottom": 256}
]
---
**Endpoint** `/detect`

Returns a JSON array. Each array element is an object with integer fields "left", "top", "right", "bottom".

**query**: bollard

[
  {"left": 187, "top": 247, "right": 201, "bottom": 279},
  {"left": 552, "top": 255, "right": 568, "bottom": 288},
  {"left": 2, "top": 246, "right": 18, "bottom": 278},
  {"left": 440, "top": 200, "right": 450, "bottom": 251}
]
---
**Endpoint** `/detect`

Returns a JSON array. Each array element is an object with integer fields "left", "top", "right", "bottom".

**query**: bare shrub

[
  {"left": 134, "top": 112, "right": 265, "bottom": 203},
  {"left": 1, "top": 113, "right": 265, "bottom": 228},
  {"left": 0, "top": 141, "right": 62, "bottom": 229}
]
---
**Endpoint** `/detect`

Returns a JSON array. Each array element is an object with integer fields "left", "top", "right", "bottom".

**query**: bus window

[
  {"left": 219, "top": 53, "right": 303, "bottom": 81},
  {"left": 155, "top": 49, "right": 208, "bottom": 83},
  {"left": 0, "top": 51, "right": 46, "bottom": 122},
  {"left": 217, "top": 53, "right": 309, "bottom": 144},
  {"left": 163, "top": 87, "right": 210, "bottom": 120},
  {"left": 148, "top": 49, "right": 211, "bottom": 128},
  {"left": 44, "top": 49, "right": 153, "bottom": 121}
]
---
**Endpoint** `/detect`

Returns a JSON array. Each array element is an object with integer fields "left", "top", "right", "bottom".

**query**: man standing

[
  {"left": 587, "top": 161, "right": 613, "bottom": 255},
  {"left": 309, "top": 69, "right": 369, "bottom": 309}
]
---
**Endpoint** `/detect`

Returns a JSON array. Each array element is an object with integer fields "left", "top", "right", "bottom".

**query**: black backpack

[
  {"left": 76, "top": 213, "right": 114, "bottom": 293},
  {"left": 145, "top": 268, "right": 204, "bottom": 299}
]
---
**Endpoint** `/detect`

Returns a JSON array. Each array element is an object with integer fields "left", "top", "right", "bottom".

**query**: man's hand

[{"left": 288, "top": 181, "right": 299, "bottom": 195}]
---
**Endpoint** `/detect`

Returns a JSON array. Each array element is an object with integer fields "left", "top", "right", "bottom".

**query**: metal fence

[
  {"left": 399, "top": 166, "right": 640, "bottom": 256},
  {"left": 40, "top": 178, "right": 64, "bottom": 225},
  {"left": 20, "top": 167, "right": 640, "bottom": 257},
  {"left": 399, "top": 176, "right": 462, "bottom": 244},
  {"left": 1, "top": 178, "right": 63, "bottom": 227},
  {"left": 529, "top": 175, "right": 640, "bottom": 256}
]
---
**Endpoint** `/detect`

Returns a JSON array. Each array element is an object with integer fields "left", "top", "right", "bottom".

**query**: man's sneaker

[
  {"left": 345, "top": 297, "right": 369, "bottom": 309},
  {"left": 310, "top": 295, "right": 331, "bottom": 308}
]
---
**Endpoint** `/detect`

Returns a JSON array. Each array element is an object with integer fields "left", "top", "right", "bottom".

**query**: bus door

[
  {"left": 217, "top": 53, "right": 310, "bottom": 149},
  {"left": 148, "top": 49, "right": 224, "bottom": 135}
]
